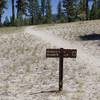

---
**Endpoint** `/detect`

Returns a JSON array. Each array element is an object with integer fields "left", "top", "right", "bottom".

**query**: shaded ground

[{"left": 79, "top": 33, "right": 100, "bottom": 40}]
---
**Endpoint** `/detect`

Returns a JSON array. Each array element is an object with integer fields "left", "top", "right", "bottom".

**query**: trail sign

[
  {"left": 46, "top": 48, "right": 77, "bottom": 91},
  {"left": 46, "top": 49, "right": 77, "bottom": 58}
]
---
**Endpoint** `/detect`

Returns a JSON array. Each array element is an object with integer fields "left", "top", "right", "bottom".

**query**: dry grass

[{"left": 0, "top": 27, "right": 24, "bottom": 34}]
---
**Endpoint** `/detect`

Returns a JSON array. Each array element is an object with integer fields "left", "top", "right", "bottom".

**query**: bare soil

[{"left": 0, "top": 20, "right": 100, "bottom": 100}]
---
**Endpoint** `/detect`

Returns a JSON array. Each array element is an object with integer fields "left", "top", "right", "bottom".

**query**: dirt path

[{"left": 25, "top": 27, "right": 100, "bottom": 74}]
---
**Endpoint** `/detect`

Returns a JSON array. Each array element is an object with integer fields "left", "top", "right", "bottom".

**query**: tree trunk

[
  {"left": 17, "top": 0, "right": 24, "bottom": 18},
  {"left": 66, "top": 0, "right": 74, "bottom": 22},
  {"left": 31, "top": 14, "right": 34, "bottom": 25},
  {"left": 12, "top": 0, "right": 15, "bottom": 24},
  {"left": 94, "top": 0, "right": 97, "bottom": 19},
  {"left": 0, "top": 0, "right": 2, "bottom": 25},
  {"left": 41, "top": 0, "right": 45, "bottom": 16},
  {"left": 86, "top": 0, "right": 88, "bottom": 20},
  {"left": 0, "top": 14, "right": 1, "bottom": 25}
]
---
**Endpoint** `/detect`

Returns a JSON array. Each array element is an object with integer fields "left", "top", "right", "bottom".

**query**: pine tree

[
  {"left": 77, "top": 0, "right": 86, "bottom": 20},
  {"left": 4, "top": 16, "right": 9, "bottom": 26},
  {"left": 63, "top": 0, "right": 74, "bottom": 22},
  {"left": 89, "top": 0, "right": 98, "bottom": 20},
  {"left": 57, "top": 0, "right": 62, "bottom": 20},
  {"left": 45, "top": 0, "right": 52, "bottom": 23},
  {"left": 37, "top": 7, "right": 42, "bottom": 24},
  {"left": 16, "top": 0, "right": 26, "bottom": 19},
  {"left": 78, "top": 0, "right": 85, "bottom": 13},
  {"left": 27, "top": 0, "right": 34, "bottom": 24},
  {"left": 86, "top": 0, "right": 89, "bottom": 20},
  {"left": 96, "top": 0, "right": 100, "bottom": 19},
  {"left": 97, "top": 0, "right": 100, "bottom": 8},
  {"left": 41, "top": 0, "right": 46, "bottom": 16},
  {"left": 73, "top": 0, "right": 79, "bottom": 19},
  {"left": 0, "top": 0, "right": 2, "bottom": 24},
  {"left": 0, "top": 0, "right": 8, "bottom": 25},
  {"left": 94, "top": 0, "right": 97, "bottom": 13},
  {"left": 77, "top": 0, "right": 89, "bottom": 20},
  {"left": 27, "top": 0, "right": 39, "bottom": 24},
  {"left": 12, "top": 0, "right": 15, "bottom": 24},
  {"left": 35, "top": 0, "right": 39, "bottom": 17}
]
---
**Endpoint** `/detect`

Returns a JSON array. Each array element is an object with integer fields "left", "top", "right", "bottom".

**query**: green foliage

[
  {"left": 37, "top": 7, "right": 43, "bottom": 24},
  {"left": 41, "top": 0, "right": 46, "bottom": 16},
  {"left": 14, "top": 17, "right": 23, "bottom": 26},
  {"left": 63, "top": 0, "right": 75, "bottom": 22},
  {"left": 3, "top": 16, "right": 10, "bottom": 26},
  {"left": 96, "top": 9, "right": 100, "bottom": 18},
  {"left": 57, "top": 1, "right": 62, "bottom": 20},
  {"left": 97, "top": 0, "right": 100, "bottom": 8},
  {"left": 16, "top": 0, "right": 27, "bottom": 18},
  {"left": 12, "top": 0, "right": 15, "bottom": 25},
  {"left": 96, "top": 0, "right": 100, "bottom": 19},
  {"left": 0, "top": 0, "right": 8, "bottom": 25},
  {"left": 14, "top": 17, "right": 31, "bottom": 26},
  {"left": 45, "top": 0, "right": 52, "bottom": 23},
  {"left": 2, "top": 0, "right": 8, "bottom": 10},
  {"left": 86, "top": 0, "right": 89, "bottom": 20},
  {"left": 89, "top": 0, "right": 100, "bottom": 20},
  {"left": 26, "top": 0, "right": 40, "bottom": 24},
  {"left": 60, "top": 16, "right": 66, "bottom": 23},
  {"left": 77, "top": 0, "right": 85, "bottom": 20},
  {"left": 57, "top": 1, "right": 65, "bottom": 23},
  {"left": 1, "top": 0, "right": 100, "bottom": 26},
  {"left": 89, "top": 2, "right": 96, "bottom": 20}
]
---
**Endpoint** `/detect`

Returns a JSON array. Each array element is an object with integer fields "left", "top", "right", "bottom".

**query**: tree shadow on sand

[
  {"left": 79, "top": 33, "right": 100, "bottom": 41},
  {"left": 30, "top": 90, "right": 60, "bottom": 95}
]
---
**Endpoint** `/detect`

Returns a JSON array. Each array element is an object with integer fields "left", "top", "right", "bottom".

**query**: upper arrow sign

[{"left": 46, "top": 48, "right": 77, "bottom": 58}]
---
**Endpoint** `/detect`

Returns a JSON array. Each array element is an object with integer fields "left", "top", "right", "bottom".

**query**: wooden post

[
  {"left": 59, "top": 48, "right": 63, "bottom": 91},
  {"left": 46, "top": 48, "right": 77, "bottom": 92}
]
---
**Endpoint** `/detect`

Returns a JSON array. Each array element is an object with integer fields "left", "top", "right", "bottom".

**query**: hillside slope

[{"left": 0, "top": 20, "right": 100, "bottom": 100}]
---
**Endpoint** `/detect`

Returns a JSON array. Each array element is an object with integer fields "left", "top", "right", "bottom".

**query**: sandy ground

[{"left": 0, "top": 20, "right": 100, "bottom": 100}]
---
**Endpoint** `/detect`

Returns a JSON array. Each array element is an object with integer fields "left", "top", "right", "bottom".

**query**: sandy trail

[
  {"left": 25, "top": 27, "right": 100, "bottom": 73},
  {"left": 0, "top": 23, "right": 100, "bottom": 100}
]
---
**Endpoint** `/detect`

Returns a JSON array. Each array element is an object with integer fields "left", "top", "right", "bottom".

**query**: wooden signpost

[{"left": 46, "top": 48, "right": 77, "bottom": 91}]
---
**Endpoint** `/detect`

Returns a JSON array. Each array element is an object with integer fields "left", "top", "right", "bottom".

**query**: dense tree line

[
  {"left": 0, "top": 0, "right": 7, "bottom": 25},
  {"left": 0, "top": 0, "right": 100, "bottom": 26}
]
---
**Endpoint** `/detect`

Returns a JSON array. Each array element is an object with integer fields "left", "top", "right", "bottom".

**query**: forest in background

[{"left": 0, "top": 0, "right": 100, "bottom": 26}]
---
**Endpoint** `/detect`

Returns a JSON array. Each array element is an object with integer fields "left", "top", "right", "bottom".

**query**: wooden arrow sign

[
  {"left": 46, "top": 48, "right": 77, "bottom": 91},
  {"left": 46, "top": 48, "right": 77, "bottom": 58}
]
